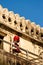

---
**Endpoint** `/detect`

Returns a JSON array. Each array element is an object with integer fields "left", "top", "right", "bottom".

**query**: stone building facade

[{"left": 0, "top": 5, "right": 43, "bottom": 65}]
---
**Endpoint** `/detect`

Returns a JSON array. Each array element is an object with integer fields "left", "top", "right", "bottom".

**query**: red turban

[{"left": 13, "top": 35, "right": 20, "bottom": 42}]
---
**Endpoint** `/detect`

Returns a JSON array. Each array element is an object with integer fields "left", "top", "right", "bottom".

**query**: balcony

[{"left": 0, "top": 39, "right": 43, "bottom": 65}]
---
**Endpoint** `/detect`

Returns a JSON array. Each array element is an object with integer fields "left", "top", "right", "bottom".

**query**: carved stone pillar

[
  {"left": 1, "top": 8, "right": 9, "bottom": 23},
  {"left": 19, "top": 17, "right": 26, "bottom": 32},
  {"left": 0, "top": 6, "right": 4, "bottom": 23},
  {"left": 25, "top": 20, "right": 31, "bottom": 35},
  {"left": 15, "top": 14, "right": 21, "bottom": 30},
  {"left": 8, "top": 11, "right": 16, "bottom": 28},
  {"left": 31, "top": 22, "right": 36, "bottom": 38}
]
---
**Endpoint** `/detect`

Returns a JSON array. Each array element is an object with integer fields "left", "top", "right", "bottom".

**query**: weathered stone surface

[{"left": 0, "top": 5, "right": 43, "bottom": 65}]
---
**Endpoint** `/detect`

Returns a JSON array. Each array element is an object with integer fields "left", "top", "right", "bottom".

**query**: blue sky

[{"left": 0, "top": 0, "right": 43, "bottom": 27}]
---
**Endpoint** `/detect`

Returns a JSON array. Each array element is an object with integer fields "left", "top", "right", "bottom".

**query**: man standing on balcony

[{"left": 11, "top": 35, "right": 21, "bottom": 54}]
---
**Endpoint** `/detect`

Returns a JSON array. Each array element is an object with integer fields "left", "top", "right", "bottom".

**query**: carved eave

[{"left": 0, "top": 21, "right": 43, "bottom": 47}]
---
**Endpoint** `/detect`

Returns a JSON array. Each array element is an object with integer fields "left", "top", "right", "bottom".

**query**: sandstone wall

[{"left": 0, "top": 5, "right": 43, "bottom": 58}]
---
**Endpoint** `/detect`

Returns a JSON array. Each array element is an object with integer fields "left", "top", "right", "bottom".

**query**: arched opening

[
  {"left": 20, "top": 22, "right": 23, "bottom": 31},
  {"left": 25, "top": 26, "right": 28, "bottom": 29},
  {"left": 40, "top": 33, "right": 43, "bottom": 40},
  {"left": 36, "top": 30, "right": 40, "bottom": 39},
  {"left": 2, "top": 14, "right": 6, "bottom": 19},
  {"left": 36, "top": 30, "right": 39, "bottom": 35},
  {"left": 31, "top": 29, "right": 34, "bottom": 33},
  {"left": 14, "top": 20, "right": 17, "bottom": 25},
  {"left": 25, "top": 26, "right": 29, "bottom": 34},
  {"left": 20, "top": 23, "right": 22, "bottom": 27},
  {"left": 8, "top": 17, "right": 11, "bottom": 22},
  {"left": 41, "top": 33, "right": 43, "bottom": 37},
  {"left": 31, "top": 28, "right": 34, "bottom": 36}
]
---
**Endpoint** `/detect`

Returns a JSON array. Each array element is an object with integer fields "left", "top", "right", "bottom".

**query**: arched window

[
  {"left": 41, "top": 33, "right": 43, "bottom": 37},
  {"left": 2, "top": 14, "right": 6, "bottom": 19},
  {"left": 31, "top": 29, "right": 34, "bottom": 32},
  {"left": 8, "top": 17, "right": 11, "bottom": 22},
  {"left": 31, "top": 28, "right": 34, "bottom": 36},
  {"left": 25, "top": 26, "right": 29, "bottom": 34},
  {"left": 25, "top": 26, "right": 28, "bottom": 29},
  {"left": 36, "top": 30, "right": 39, "bottom": 35},
  {"left": 20, "top": 23, "right": 22, "bottom": 27},
  {"left": 14, "top": 20, "right": 17, "bottom": 25}
]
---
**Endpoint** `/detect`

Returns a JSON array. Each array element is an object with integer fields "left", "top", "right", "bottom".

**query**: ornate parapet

[
  {"left": 0, "top": 5, "right": 43, "bottom": 65},
  {"left": 0, "top": 5, "right": 43, "bottom": 42}
]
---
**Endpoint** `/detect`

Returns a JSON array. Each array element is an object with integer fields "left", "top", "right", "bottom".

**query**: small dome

[
  {"left": 9, "top": 11, "right": 14, "bottom": 14},
  {"left": 15, "top": 14, "right": 20, "bottom": 17},
  {"left": 20, "top": 17, "right": 25, "bottom": 20},
  {"left": 26, "top": 19, "right": 31, "bottom": 24}
]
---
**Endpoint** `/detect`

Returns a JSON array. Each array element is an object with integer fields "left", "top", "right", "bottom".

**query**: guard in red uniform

[{"left": 12, "top": 35, "right": 21, "bottom": 53}]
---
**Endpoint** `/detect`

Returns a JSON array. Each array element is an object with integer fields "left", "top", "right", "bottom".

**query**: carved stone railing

[{"left": 0, "top": 39, "right": 43, "bottom": 65}]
